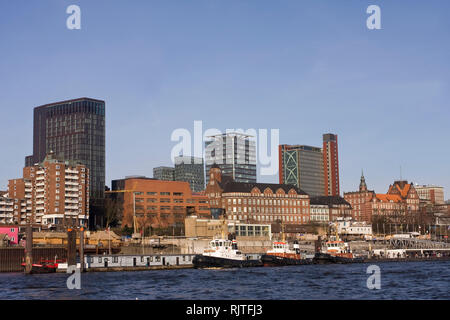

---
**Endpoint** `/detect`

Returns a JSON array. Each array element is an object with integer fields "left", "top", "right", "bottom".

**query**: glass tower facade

[
  {"left": 205, "top": 133, "right": 257, "bottom": 184},
  {"left": 174, "top": 156, "right": 205, "bottom": 192}
]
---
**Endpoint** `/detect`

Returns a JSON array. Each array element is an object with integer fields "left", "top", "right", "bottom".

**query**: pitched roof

[
  {"left": 388, "top": 180, "right": 412, "bottom": 198},
  {"left": 220, "top": 181, "right": 308, "bottom": 195},
  {"left": 374, "top": 194, "right": 402, "bottom": 203},
  {"left": 310, "top": 196, "right": 351, "bottom": 206}
]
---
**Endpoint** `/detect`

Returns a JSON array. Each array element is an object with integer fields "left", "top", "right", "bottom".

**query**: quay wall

[{"left": 0, "top": 247, "right": 67, "bottom": 272}]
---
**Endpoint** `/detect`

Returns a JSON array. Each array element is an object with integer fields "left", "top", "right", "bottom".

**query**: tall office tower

[
  {"left": 174, "top": 156, "right": 205, "bottom": 192},
  {"left": 24, "top": 98, "right": 105, "bottom": 228},
  {"left": 153, "top": 166, "right": 175, "bottom": 181},
  {"left": 205, "top": 132, "right": 256, "bottom": 184},
  {"left": 323, "top": 133, "right": 340, "bottom": 196},
  {"left": 279, "top": 145, "right": 324, "bottom": 196}
]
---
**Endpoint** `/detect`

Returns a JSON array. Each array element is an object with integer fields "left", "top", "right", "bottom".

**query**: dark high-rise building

[
  {"left": 205, "top": 133, "right": 256, "bottom": 184},
  {"left": 279, "top": 144, "right": 324, "bottom": 196},
  {"left": 25, "top": 97, "right": 106, "bottom": 228},
  {"left": 323, "top": 133, "right": 340, "bottom": 196}
]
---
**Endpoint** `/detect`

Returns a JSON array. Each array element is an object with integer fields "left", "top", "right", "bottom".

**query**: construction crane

[{"left": 105, "top": 190, "right": 138, "bottom": 235}]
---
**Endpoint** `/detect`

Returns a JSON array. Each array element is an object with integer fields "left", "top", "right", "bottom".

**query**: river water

[{"left": 1, "top": 261, "right": 449, "bottom": 300}]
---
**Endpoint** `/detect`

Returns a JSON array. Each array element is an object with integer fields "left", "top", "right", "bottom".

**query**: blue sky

[{"left": 0, "top": 0, "right": 449, "bottom": 198}]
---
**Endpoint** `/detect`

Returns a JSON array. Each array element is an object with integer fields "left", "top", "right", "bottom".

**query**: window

[{"left": 160, "top": 192, "right": 170, "bottom": 196}]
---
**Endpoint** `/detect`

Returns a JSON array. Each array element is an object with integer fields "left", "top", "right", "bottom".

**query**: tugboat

[
  {"left": 261, "top": 240, "right": 313, "bottom": 266},
  {"left": 261, "top": 225, "right": 314, "bottom": 267},
  {"left": 192, "top": 238, "right": 263, "bottom": 269},
  {"left": 313, "top": 239, "right": 358, "bottom": 264}
]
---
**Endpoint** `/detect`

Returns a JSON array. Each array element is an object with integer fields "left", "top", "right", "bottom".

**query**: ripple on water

[{"left": 0, "top": 261, "right": 449, "bottom": 300}]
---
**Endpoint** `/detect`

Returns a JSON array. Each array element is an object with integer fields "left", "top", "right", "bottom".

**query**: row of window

[
  {"left": 226, "top": 198, "right": 308, "bottom": 206},
  {"left": 228, "top": 214, "right": 309, "bottom": 223},
  {"left": 134, "top": 192, "right": 183, "bottom": 196},
  {"left": 228, "top": 206, "right": 309, "bottom": 214}
]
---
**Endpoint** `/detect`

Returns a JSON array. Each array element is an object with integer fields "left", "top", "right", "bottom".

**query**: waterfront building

[
  {"left": 309, "top": 203, "right": 329, "bottom": 223},
  {"left": 323, "top": 133, "right": 340, "bottom": 196},
  {"left": 109, "top": 177, "right": 210, "bottom": 231},
  {"left": 310, "top": 196, "right": 352, "bottom": 222},
  {"left": 8, "top": 152, "right": 89, "bottom": 228},
  {"left": 153, "top": 166, "right": 175, "bottom": 181},
  {"left": 24, "top": 98, "right": 105, "bottom": 228},
  {"left": 205, "top": 132, "right": 257, "bottom": 184},
  {"left": 174, "top": 156, "right": 205, "bottom": 192},
  {"left": 205, "top": 165, "right": 310, "bottom": 225},
  {"left": 278, "top": 144, "right": 324, "bottom": 196},
  {"left": 336, "top": 218, "right": 372, "bottom": 237},
  {"left": 414, "top": 185, "right": 445, "bottom": 205},
  {"left": 0, "top": 195, "right": 14, "bottom": 225},
  {"left": 0, "top": 225, "right": 20, "bottom": 245},
  {"left": 184, "top": 215, "right": 271, "bottom": 240},
  {"left": 344, "top": 173, "right": 421, "bottom": 223},
  {"left": 343, "top": 172, "right": 375, "bottom": 222}
]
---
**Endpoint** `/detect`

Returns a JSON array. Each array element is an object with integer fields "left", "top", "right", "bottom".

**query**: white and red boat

[
  {"left": 313, "top": 238, "right": 363, "bottom": 264},
  {"left": 192, "top": 238, "right": 263, "bottom": 269},
  {"left": 261, "top": 240, "right": 313, "bottom": 266}
]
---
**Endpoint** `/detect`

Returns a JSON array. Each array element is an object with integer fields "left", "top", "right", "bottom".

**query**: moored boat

[
  {"left": 192, "top": 238, "right": 263, "bottom": 269},
  {"left": 21, "top": 258, "right": 62, "bottom": 274},
  {"left": 261, "top": 240, "right": 313, "bottom": 266},
  {"left": 313, "top": 239, "right": 363, "bottom": 264}
]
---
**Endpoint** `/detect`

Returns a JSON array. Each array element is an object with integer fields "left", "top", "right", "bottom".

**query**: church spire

[{"left": 359, "top": 169, "right": 368, "bottom": 192}]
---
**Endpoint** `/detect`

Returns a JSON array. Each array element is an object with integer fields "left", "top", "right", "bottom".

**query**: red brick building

[
  {"left": 344, "top": 173, "right": 421, "bottom": 223},
  {"left": 8, "top": 153, "right": 89, "bottom": 228},
  {"left": 109, "top": 177, "right": 210, "bottom": 231},
  {"left": 206, "top": 165, "right": 311, "bottom": 225},
  {"left": 323, "top": 133, "right": 340, "bottom": 196}
]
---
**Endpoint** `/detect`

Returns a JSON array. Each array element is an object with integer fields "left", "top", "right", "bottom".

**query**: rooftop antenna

[{"left": 400, "top": 165, "right": 402, "bottom": 180}]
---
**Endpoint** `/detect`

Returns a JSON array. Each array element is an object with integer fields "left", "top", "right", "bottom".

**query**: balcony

[
  {"left": 65, "top": 181, "right": 78, "bottom": 186},
  {"left": 36, "top": 182, "right": 45, "bottom": 187},
  {"left": 65, "top": 199, "right": 79, "bottom": 204},
  {"left": 36, "top": 170, "right": 44, "bottom": 175},
  {"left": 64, "top": 211, "right": 79, "bottom": 216},
  {"left": 65, "top": 169, "right": 79, "bottom": 174},
  {"left": 36, "top": 175, "right": 45, "bottom": 181},
  {"left": 36, "top": 200, "right": 45, "bottom": 205},
  {"left": 66, "top": 187, "right": 78, "bottom": 192},
  {"left": 65, "top": 175, "right": 79, "bottom": 180},
  {"left": 65, "top": 205, "right": 78, "bottom": 210},
  {"left": 65, "top": 192, "right": 78, "bottom": 198}
]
